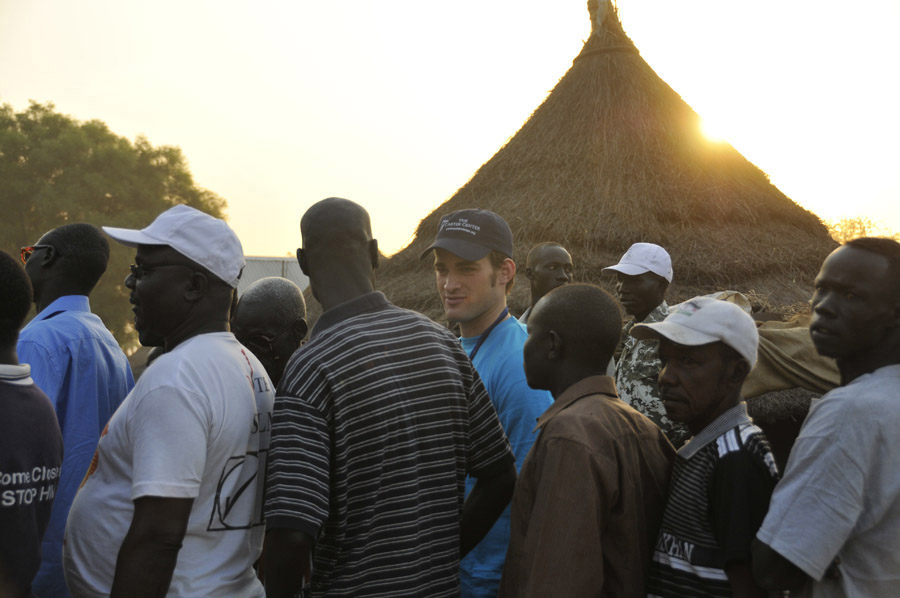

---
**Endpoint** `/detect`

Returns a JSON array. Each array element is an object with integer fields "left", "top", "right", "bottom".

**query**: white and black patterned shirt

[
  {"left": 647, "top": 402, "right": 779, "bottom": 597},
  {"left": 265, "top": 292, "right": 513, "bottom": 597}
]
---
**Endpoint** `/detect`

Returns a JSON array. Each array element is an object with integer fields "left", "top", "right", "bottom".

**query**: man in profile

[
  {"left": 500, "top": 284, "right": 674, "bottom": 597},
  {"left": 18, "top": 223, "right": 134, "bottom": 598},
  {"left": 517, "top": 242, "right": 573, "bottom": 325},
  {"left": 633, "top": 297, "right": 778, "bottom": 597},
  {"left": 423, "top": 209, "right": 553, "bottom": 597},
  {"left": 264, "top": 198, "right": 515, "bottom": 597},
  {"left": 64, "top": 205, "right": 273, "bottom": 597},
  {"left": 232, "top": 276, "right": 308, "bottom": 387},
  {"left": 0, "top": 250, "right": 64, "bottom": 598},
  {"left": 753, "top": 238, "right": 900, "bottom": 596},
  {"left": 603, "top": 242, "right": 690, "bottom": 447}
]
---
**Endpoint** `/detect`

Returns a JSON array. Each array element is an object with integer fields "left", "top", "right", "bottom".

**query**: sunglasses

[{"left": 20, "top": 244, "right": 58, "bottom": 264}]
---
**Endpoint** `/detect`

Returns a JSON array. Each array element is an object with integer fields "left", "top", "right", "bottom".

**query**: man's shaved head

[
  {"left": 297, "top": 197, "right": 379, "bottom": 312},
  {"left": 534, "top": 283, "right": 622, "bottom": 367},
  {"left": 300, "top": 197, "right": 373, "bottom": 254}
]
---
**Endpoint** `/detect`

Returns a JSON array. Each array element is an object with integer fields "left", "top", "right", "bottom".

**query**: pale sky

[{"left": 2, "top": 0, "right": 898, "bottom": 256}]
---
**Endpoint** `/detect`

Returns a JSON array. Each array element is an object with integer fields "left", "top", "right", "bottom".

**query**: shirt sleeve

[
  {"left": 756, "top": 408, "right": 869, "bottom": 580},
  {"left": 710, "top": 442, "right": 778, "bottom": 563},
  {"left": 265, "top": 367, "right": 332, "bottom": 539},
  {"left": 128, "top": 385, "right": 212, "bottom": 499},
  {"left": 503, "top": 436, "right": 612, "bottom": 596}
]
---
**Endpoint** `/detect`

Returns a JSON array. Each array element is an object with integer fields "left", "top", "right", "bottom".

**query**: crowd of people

[{"left": 1, "top": 199, "right": 898, "bottom": 597}]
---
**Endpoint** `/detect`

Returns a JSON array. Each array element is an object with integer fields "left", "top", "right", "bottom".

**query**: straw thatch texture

[{"left": 372, "top": 5, "right": 836, "bottom": 324}]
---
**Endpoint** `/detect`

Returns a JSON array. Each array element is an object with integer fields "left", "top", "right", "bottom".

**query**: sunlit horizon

[{"left": 2, "top": 0, "right": 898, "bottom": 256}]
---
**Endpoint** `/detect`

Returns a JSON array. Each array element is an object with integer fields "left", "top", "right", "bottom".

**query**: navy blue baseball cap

[{"left": 420, "top": 209, "right": 514, "bottom": 261}]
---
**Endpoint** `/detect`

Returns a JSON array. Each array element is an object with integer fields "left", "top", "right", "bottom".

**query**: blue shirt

[
  {"left": 17, "top": 295, "right": 134, "bottom": 598},
  {"left": 459, "top": 316, "right": 553, "bottom": 597}
]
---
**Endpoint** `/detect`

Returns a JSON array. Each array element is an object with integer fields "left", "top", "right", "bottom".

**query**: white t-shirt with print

[{"left": 64, "top": 332, "right": 274, "bottom": 597}]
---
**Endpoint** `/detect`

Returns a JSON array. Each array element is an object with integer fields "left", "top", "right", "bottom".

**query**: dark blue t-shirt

[{"left": 0, "top": 364, "right": 64, "bottom": 596}]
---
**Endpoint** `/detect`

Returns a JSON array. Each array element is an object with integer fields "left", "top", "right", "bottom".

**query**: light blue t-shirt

[
  {"left": 459, "top": 316, "right": 553, "bottom": 597},
  {"left": 17, "top": 295, "right": 134, "bottom": 598}
]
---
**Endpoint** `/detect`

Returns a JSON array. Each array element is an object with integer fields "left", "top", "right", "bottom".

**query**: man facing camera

[
  {"left": 423, "top": 209, "right": 553, "bottom": 597},
  {"left": 638, "top": 297, "right": 779, "bottom": 598},
  {"left": 754, "top": 238, "right": 900, "bottom": 596},
  {"left": 500, "top": 284, "right": 674, "bottom": 597}
]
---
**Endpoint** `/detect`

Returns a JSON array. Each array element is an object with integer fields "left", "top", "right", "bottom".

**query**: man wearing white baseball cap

[
  {"left": 64, "top": 204, "right": 273, "bottom": 598},
  {"left": 602, "top": 242, "right": 690, "bottom": 447},
  {"left": 636, "top": 297, "right": 779, "bottom": 597}
]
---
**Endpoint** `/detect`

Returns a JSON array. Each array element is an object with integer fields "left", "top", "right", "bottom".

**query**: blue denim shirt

[{"left": 18, "top": 295, "right": 134, "bottom": 598}]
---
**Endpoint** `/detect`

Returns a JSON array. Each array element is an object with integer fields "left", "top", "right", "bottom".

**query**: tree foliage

[
  {"left": 826, "top": 216, "right": 900, "bottom": 244},
  {"left": 0, "top": 100, "right": 226, "bottom": 350}
]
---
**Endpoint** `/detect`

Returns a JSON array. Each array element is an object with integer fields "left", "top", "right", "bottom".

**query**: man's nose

[
  {"left": 658, "top": 364, "right": 675, "bottom": 387},
  {"left": 124, "top": 273, "right": 136, "bottom": 290}
]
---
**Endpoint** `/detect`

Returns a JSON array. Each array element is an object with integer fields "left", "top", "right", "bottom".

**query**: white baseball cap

[
  {"left": 602, "top": 242, "right": 673, "bottom": 282},
  {"left": 630, "top": 296, "right": 758, "bottom": 367},
  {"left": 103, "top": 204, "right": 245, "bottom": 288}
]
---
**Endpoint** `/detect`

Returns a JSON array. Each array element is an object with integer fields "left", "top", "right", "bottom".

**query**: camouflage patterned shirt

[{"left": 615, "top": 302, "right": 690, "bottom": 448}]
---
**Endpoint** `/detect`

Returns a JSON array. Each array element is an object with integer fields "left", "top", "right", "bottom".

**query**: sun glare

[{"left": 700, "top": 118, "right": 727, "bottom": 142}]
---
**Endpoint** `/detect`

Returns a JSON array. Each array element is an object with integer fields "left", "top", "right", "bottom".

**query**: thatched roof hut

[{"left": 374, "top": 0, "right": 836, "bottom": 323}]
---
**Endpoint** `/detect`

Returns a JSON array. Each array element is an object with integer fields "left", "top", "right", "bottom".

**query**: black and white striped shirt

[
  {"left": 647, "top": 403, "right": 779, "bottom": 597},
  {"left": 265, "top": 292, "right": 513, "bottom": 597}
]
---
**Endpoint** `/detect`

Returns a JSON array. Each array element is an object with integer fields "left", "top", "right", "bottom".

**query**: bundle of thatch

[{"left": 374, "top": 0, "right": 836, "bottom": 323}]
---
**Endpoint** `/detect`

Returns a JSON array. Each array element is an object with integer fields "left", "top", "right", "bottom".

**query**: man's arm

[
  {"left": 751, "top": 538, "right": 810, "bottom": 592},
  {"left": 109, "top": 496, "right": 193, "bottom": 598},
  {"left": 263, "top": 528, "right": 315, "bottom": 598},
  {"left": 460, "top": 460, "right": 516, "bottom": 557},
  {"left": 724, "top": 560, "right": 767, "bottom": 598}
]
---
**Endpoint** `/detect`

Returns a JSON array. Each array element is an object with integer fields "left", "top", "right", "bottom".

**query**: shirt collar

[
  {"left": 311, "top": 291, "right": 389, "bottom": 339},
  {"left": 678, "top": 402, "right": 752, "bottom": 459},
  {"left": 0, "top": 363, "right": 33, "bottom": 385},
  {"left": 34, "top": 295, "right": 91, "bottom": 321},
  {"left": 534, "top": 375, "right": 618, "bottom": 432}
]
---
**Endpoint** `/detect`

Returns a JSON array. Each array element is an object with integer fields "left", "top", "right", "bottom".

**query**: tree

[
  {"left": 0, "top": 100, "right": 227, "bottom": 350},
  {"left": 826, "top": 216, "right": 900, "bottom": 244}
]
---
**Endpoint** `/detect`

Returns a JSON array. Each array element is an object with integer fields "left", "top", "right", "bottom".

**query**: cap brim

[
  {"left": 631, "top": 321, "right": 719, "bottom": 347},
  {"left": 601, "top": 263, "right": 651, "bottom": 277},
  {"left": 101, "top": 226, "right": 166, "bottom": 248},
  {"left": 420, "top": 238, "right": 493, "bottom": 262}
]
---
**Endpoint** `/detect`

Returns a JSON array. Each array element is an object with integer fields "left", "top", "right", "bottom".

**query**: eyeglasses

[
  {"left": 237, "top": 327, "right": 293, "bottom": 359},
  {"left": 129, "top": 263, "right": 194, "bottom": 280},
  {"left": 20, "top": 245, "right": 58, "bottom": 264}
]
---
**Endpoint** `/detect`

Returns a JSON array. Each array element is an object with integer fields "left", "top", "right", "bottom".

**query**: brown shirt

[{"left": 499, "top": 375, "right": 675, "bottom": 598}]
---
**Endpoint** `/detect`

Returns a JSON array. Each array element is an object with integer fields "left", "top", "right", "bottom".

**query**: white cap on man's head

[
  {"left": 102, "top": 204, "right": 245, "bottom": 288},
  {"left": 630, "top": 296, "right": 758, "bottom": 367},
  {"left": 602, "top": 242, "right": 673, "bottom": 282}
]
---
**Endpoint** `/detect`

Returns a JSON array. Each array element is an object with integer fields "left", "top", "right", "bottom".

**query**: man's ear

[
  {"left": 547, "top": 330, "right": 562, "bottom": 361},
  {"left": 727, "top": 358, "right": 751, "bottom": 389},
  {"left": 297, "top": 248, "right": 309, "bottom": 276},
  {"left": 41, "top": 245, "right": 62, "bottom": 268},
  {"left": 184, "top": 271, "right": 209, "bottom": 302},
  {"left": 524, "top": 266, "right": 534, "bottom": 280},
  {"left": 499, "top": 257, "right": 516, "bottom": 285},
  {"left": 293, "top": 318, "right": 309, "bottom": 343},
  {"left": 368, "top": 239, "right": 379, "bottom": 270}
]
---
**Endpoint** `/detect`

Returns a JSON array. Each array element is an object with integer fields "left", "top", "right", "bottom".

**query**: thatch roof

[{"left": 373, "top": 1, "right": 836, "bottom": 324}]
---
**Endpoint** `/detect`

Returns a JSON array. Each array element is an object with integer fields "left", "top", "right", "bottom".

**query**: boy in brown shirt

[{"left": 500, "top": 283, "right": 675, "bottom": 597}]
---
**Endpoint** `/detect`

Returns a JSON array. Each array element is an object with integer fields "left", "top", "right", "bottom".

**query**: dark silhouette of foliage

[{"left": 1, "top": 100, "right": 226, "bottom": 350}]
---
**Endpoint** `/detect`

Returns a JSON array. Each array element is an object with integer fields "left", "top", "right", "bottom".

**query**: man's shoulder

[
  {"left": 20, "top": 308, "right": 115, "bottom": 345},
  {"left": 548, "top": 393, "right": 652, "bottom": 436}
]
